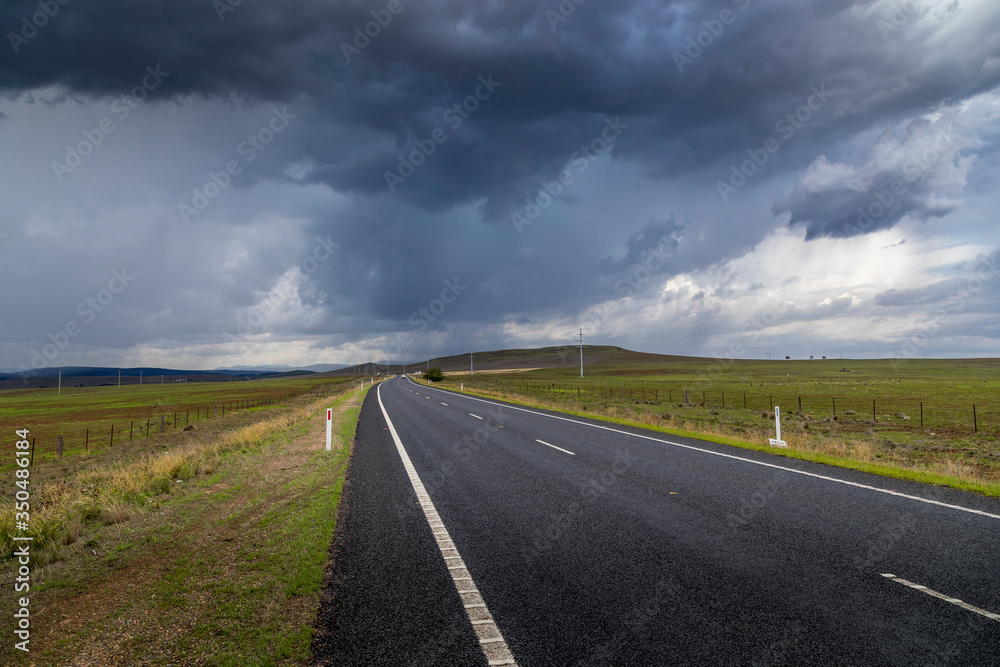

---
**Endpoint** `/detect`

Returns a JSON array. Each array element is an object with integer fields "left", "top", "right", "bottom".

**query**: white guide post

[
  {"left": 769, "top": 406, "right": 787, "bottom": 448},
  {"left": 326, "top": 408, "right": 333, "bottom": 451}
]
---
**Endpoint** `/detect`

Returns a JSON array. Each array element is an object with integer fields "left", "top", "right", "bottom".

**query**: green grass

[
  {"left": 0, "top": 375, "right": 343, "bottom": 470},
  {"left": 438, "top": 355, "right": 1000, "bottom": 494}
]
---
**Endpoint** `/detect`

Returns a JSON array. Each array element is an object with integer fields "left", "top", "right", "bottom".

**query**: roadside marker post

[
  {"left": 326, "top": 408, "right": 333, "bottom": 451},
  {"left": 769, "top": 406, "right": 787, "bottom": 448}
]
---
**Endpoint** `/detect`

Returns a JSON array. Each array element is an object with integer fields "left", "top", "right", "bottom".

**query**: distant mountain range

[
  {"left": 0, "top": 364, "right": 349, "bottom": 390},
  {"left": 0, "top": 364, "right": 346, "bottom": 377}
]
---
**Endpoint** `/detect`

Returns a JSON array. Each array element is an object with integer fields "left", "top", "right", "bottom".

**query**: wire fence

[
  {"left": 469, "top": 378, "right": 995, "bottom": 434},
  {"left": 11, "top": 383, "right": 343, "bottom": 466}
]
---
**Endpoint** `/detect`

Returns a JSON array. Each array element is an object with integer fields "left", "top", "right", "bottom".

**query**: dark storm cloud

[
  {"left": 2, "top": 0, "right": 999, "bottom": 367},
  {"left": 774, "top": 115, "right": 974, "bottom": 239},
  {"left": 5, "top": 0, "right": 997, "bottom": 221}
]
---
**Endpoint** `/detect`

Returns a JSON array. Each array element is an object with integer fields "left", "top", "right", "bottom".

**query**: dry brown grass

[{"left": 1, "top": 391, "right": 350, "bottom": 563}]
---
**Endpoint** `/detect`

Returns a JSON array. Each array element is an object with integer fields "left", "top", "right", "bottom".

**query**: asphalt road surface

[{"left": 312, "top": 376, "right": 1000, "bottom": 666}]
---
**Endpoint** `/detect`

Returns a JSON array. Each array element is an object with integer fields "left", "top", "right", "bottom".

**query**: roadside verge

[{"left": 1, "top": 386, "right": 365, "bottom": 666}]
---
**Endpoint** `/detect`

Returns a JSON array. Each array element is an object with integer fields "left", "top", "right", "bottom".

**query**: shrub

[{"left": 424, "top": 367, "right": 444, "bottom": 382}]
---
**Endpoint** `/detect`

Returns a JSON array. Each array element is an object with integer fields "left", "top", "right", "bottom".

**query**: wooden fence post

[{"left": 57, "top": 435, "right": 63, "bottom": 459}]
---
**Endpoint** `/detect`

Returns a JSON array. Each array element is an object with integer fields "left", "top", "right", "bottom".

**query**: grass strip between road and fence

[{"left": 441, "top": 382, "right": 1000, "bottom": 499}]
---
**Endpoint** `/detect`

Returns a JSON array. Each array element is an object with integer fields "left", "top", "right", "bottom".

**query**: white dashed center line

[
  {"left": 470, "top": 413, "right": 483, "bottom": 420},
  {"left": 535, "top": 439, "right": 575, "bottom": 456}
]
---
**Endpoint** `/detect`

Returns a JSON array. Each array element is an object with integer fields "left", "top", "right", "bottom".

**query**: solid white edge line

[
  {"left": 377, "top": 382, "right": 519, "bottom": 666},
  {"left": 881, "top": 574, "right": 1000, "bottom": 623},
  {"left": 402, "top": 377, "right": 1000, "bottom": 522},
  {"left": 535, "top": 439, "right": 576, "bottom": 456}
]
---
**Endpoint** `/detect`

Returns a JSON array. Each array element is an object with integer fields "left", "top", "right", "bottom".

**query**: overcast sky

[{"left": 1, "top": 0, "right": 999, "bottom": 372}]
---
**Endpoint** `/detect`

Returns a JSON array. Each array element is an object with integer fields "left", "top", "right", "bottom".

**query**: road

[{"left": 312, "top": 375, "right": 1000, "bottom": 666}]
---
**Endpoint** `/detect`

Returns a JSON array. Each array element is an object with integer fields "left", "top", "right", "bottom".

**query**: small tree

[
  {"left": 785, "top": 355, "right": 791, "bottom": 360},
  {"left": 424, "top": 367, "right": 444, "bottom": 382}
]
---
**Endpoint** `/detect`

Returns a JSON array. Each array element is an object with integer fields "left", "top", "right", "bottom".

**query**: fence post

[
  {"left": 160, "top": 415, "right": 165, "bottom": 433},
  {"left": 85, "top": 429, "right": 89, "bottom": 452},
  {"left": 873, "top": 399, "right": 876, "bottom": 422},
  {"left": 146, "top": 417, "right": 150, "bottom": 436},
  {"left": 130, "top": 421, "right": 134, "bottom": 441},
  {"left": 110, "top": 424, "right": 114, "bottom": 447},
  {"left": 798, "top": 396, "right": 802, "bottom": 413},
  {"left": 833, "top": 397, "right": 836, "bottom": 417},
  {"left": 973, "top": 404, "right": 978, "bottom": 433},
  {"left": 29, "top": 438, "right": 35, "bottom": 467},
  {"left": 920, "top": 402, "right": 923, "bottom": 428},
  {"left": 57, "top": 435, "right": 63, "bottom": 459}
]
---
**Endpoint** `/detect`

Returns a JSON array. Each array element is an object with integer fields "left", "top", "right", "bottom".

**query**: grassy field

[
  {"left": 0, "top": 377, "right": 349, "bottom": 471},
  {"left": 436, "top": 350, "right": 1000, "bottom": 493},
  {"left": 1, "top": 376, "right": 368, "bottom": 665}
]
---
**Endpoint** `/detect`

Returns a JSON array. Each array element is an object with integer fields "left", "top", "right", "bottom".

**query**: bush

[{"left": 424, "top": 367, "right": 444, "bottom": 382}]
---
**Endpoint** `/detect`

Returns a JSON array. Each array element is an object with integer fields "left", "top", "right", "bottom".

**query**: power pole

[
  {"left": 578, "top": 329, "right": 586, "bottom": 378},
  {"left": 470, "top": 352, "right": 474, "bottom": 377}
]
